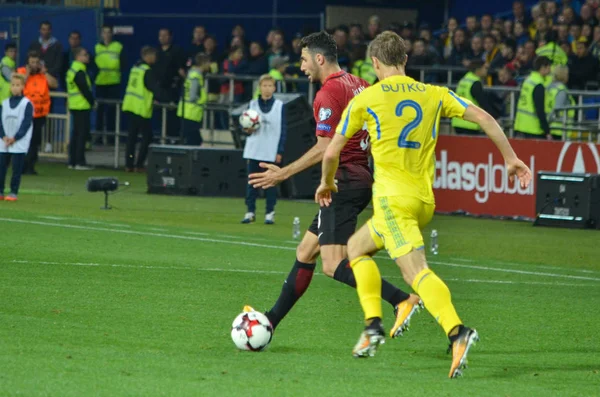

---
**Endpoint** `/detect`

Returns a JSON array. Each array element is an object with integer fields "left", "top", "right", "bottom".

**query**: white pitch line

[
  {"left": 38, "top": 216, "right": 65, "bottom": 221},
  {"left": 429, "top": 260, "right": 600, "bottom": 282},
  {"left": 2, "top": 217, "right": 598, "bottom": 282},
  {"left": 8, "top": 259, "right": 600, "bottom": 288}
]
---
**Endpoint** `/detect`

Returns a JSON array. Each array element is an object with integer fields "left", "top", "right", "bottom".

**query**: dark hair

[
  {"left": 543, "top": 31, "right": 557, "bottom": 43},
  {"left": 40, "top": 20, "right": 52, "bottom": 28},
  {"left": 349, "top": 23, "right": 363, "bottom": 30},
  {"left": 482, "top": 14, "right": 492, "bottom": 20},
  {"left": 159, "top": 28, "right": 172, "bottom": 36},
  {"left": 469, "top": 59, "right": 485, "bottom": 72},
  {"left": 484, "top": 34, "right": 497, "bottom": 43},
  {"left": 351, "top": 44, "right": 367, "bottom": 61},
  {"left": 27, "top": 50, "right": 41, "bottom": 60},
  {"left": 368, "top": 31, "right": 407, "bottom": 67},
  {"left": 533, "top": 55, "right": 552, "bottom": 70},
  {"left": 300, "top": 31, "right": 338, "bottom": 63},
  {"left": 335, "top": 25, "right": 349, "bottom": 35},
  {"left": 69, "top": 30, "right": 81, "bottom": 38},
  {"left": 141, "top": 46, "right": 157, "bottom": 58},
  {"left": 4, "top": 42, "right": 16, "bottom": 51},
  {"left": 73, "top": 47, "right": 87, "bottom": 58},
  {"left": 503, "top": 38, "right": 517, "bottom": 52}
]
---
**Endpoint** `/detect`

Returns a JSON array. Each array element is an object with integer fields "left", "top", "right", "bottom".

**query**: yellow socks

[
  {"left": 350, "top": 255, "right": 383, "bottom": 321},
  {"left": 411, "top": 268, "right": 462, "bottom": 335}
]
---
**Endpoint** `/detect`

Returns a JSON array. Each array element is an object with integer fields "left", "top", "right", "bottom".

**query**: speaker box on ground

[
  {"left": 147, "top": 145, "right": 247, "bottom": 197},
  {"left": 534, "top": 172, "right": 600, "bottom": 229}
]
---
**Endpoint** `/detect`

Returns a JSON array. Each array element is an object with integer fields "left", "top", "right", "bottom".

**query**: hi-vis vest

[
  {"left": 177, "top": 69, "right": 207, "bottom": 122},
  {"left": 243, "top": 98, "right": 283, "bottom": 162},
  {"left": 94, "top": 41, "right": 123, "bottom": 86},
  {"left": 253, "top": 69, "right": 285, "bottom": 99},
  {"left": 0, "top": 96, "right": 33, "bottom": 154},
  {"left": 0, "top": 56, "right": 16, "bottom": 103},
  {"left": 351, "top": 59, "right": 377, "bottom": 85},
  {"left": 535, "top": 42, "right": 568, "bottom": 66},
  {"left": 514, "top": 71, "right": 546, "bottom": 135},
  {"left": 16, "top": 66, "right": 50, "bottom": 118},
  {"left": 122, "top": 63, "right": 153, "bottom": 119},
  {"left": 452, "top": 71, "right": 481, "bottom": 131},
  {"left": 66, "top": 60, "right": 92, "bottom": 110},
  {"left": 545, "top": 81, "right": 576, "bottom": 137}
]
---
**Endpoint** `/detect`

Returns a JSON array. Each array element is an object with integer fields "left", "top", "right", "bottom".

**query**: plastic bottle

[
  {"left": 293, "top": 217, "right": 301, "bottom": 240},
  {"left": 430, "top": 229, "right": 439, "bottom": 255}
]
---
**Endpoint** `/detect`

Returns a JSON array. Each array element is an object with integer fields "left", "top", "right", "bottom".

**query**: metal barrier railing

[
  {"left": 43, "top": 71, "right": 600, "bottom": 168},
  {"left": 43, "top": 92, "right": 70, "bottom": 158},
  {"left": 551, "top": 104, "right": 600, "bottom": 143}
]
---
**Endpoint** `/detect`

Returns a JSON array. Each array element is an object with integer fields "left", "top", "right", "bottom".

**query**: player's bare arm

[
  {"left": 248, "top": 136, "right": 331, "bottom": 189},
  {"left": 315, "top": 134, "right": 348, "bottom": 207},
  {"left": 463, "top": 104, "right": 533, "bottom": 188}
]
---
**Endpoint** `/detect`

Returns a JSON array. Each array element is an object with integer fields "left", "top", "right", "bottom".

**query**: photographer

[{"left": 16, "top": 50, "right": 58, "bottom": 175}]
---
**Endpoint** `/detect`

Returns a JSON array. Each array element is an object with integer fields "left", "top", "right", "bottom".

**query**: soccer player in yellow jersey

[{"left": 315, "top": 31, "right": 533, "bottom": 378}]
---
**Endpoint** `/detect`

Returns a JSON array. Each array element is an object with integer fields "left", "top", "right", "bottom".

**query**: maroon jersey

[{"left": 313, "top": 71, "right": 373, "bottom": 189}]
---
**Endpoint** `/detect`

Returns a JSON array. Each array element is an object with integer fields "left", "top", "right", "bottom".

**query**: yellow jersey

[{"left": 336, "top": 75, "right": 469, "bottom": 204}]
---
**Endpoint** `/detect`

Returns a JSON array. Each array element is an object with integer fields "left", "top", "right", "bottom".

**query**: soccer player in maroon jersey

[{"left": 245, "top": 31, "right": 422, "bottom": 339}]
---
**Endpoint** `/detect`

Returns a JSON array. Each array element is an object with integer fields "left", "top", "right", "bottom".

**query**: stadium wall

[
  {"left": 0, "top": 6, "right": 99, "bottom": 69},
  {"left": 118, "top": 0, "right": 446, "bottom": 32}
]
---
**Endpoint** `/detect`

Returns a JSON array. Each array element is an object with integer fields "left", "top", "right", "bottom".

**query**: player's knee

[
  {"left": 346, "top": 241, "right": 362, "bottom": 261},
  {"left": 321, "top": 258, "right": 338, "bottom": 277},
  {"left": 296, "top": 240, "right": 318, "bottom": 263}
]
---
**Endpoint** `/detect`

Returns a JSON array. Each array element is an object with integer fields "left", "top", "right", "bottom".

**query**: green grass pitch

[{"left": 1, "top": 163, "right": 599, "bottom": 396}]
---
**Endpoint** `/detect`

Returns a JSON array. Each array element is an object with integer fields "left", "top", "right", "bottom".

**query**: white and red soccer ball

[
  {"left": 239, "top": 109, "right": 261, "bottom": 130},
  {"left": 231, "top": 311, "right": 273, "bottom": 351}
]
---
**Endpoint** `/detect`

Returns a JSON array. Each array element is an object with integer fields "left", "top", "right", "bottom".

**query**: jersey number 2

[{"left": 396, "top": 100, "right": 422, "bottom": 149}]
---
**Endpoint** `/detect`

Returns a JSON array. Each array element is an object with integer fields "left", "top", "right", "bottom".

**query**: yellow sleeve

[
  {"left": 440, "top": 88, "right": 471, "bottom": 119},
  {"left": 199, "top": 74, "right": 207, "bottom": 105},
  {"left": 335, "top": 98, "right": 365, "bottom": 139}
]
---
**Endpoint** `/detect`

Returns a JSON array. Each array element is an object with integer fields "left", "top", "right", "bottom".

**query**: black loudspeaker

[
  {"left": 232, "top": 94, "right": 318, "bottom": 199},
  {"left": 534, "top": 172, "right": 600, "bottom": 229},
  {"left": 147, "top": 145, "right": 247, "bottom": 197}
]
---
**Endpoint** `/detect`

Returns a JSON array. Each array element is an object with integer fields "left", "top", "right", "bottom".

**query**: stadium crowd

[{"left": 2, "top": 0, "right": 600, "bottom": 177}]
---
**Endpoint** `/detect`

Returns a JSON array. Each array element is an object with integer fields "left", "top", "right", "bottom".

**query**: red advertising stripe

[{"left": 433, "top": 136, "right": 600, "bottom": 218}]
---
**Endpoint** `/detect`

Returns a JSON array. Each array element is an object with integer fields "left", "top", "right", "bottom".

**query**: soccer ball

[
  {"left": 231, "top": 311, "right": 273, "bottom": 351},
  {"left": 239, "top": 109, "right": 261, "bottom": 130}
]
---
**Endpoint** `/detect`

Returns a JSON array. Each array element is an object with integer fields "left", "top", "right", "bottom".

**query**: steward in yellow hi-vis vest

[
  {"left": 177, "top": 53, "right": 210, "bottom": 145},
  {"left": 94, "top": 25, "right": 125, "bottom": 133},
  {"left": 66, "top": 48, "right": 94, "bottom": 168},
  {"left": 514, "top": 56, "right": 553, "bottom": 139},
  {"left": 122, "top": 46, "right": 159, "bottom": 171},
  {"left": 0, "top": 44, "right": 17, "bottom": 103},
  {"left": 451, "top": 60, "right": 495, "bottom": 135},
  {"left": 545, "top": 65, "right": 576, "bottom": 140}
]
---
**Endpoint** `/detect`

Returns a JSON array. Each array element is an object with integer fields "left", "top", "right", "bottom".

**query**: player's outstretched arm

[
  {"left": 462, "top": 105, "right": 532, "bottom": 188},
  {"left": 248, "top": 136, "right": 331, "bottom": 189},
  {"left": 315, "top": 134, "right": 348, "bottom": 207}
]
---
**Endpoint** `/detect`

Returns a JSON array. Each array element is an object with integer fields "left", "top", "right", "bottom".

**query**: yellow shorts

[{"left": 368, "top": 195, "right": 435, "bottom": 259}]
